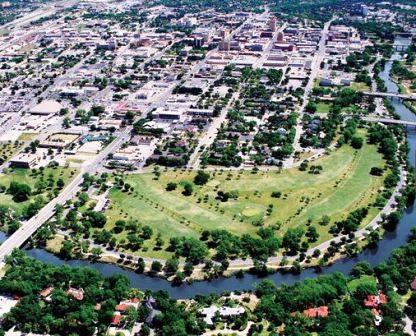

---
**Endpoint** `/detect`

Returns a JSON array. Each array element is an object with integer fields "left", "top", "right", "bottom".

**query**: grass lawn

[
  {"left": 18, "top": 132, "right": 39, "bottom": 141},
  {"left": 0, "top": 167, "right": 78, "bottom": 217},
  {"left": 316, "top": 102, "right": 331, "bottom": 114},
  {"left": 350, "top": 82, "right": 370, "bottom": 92},
  {"left": 347, "top": 275, "right": 377, "bottom": 293},
  {"left": 0, "top": 142, "right": 24, "bottom": 164},
  {"left": 104, "top": 129, "right": 387, "bottom": 258}
]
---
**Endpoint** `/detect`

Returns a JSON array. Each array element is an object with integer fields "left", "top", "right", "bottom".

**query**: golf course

[{"left": 104, "top": 130, "right": 389, "bottom": 259}]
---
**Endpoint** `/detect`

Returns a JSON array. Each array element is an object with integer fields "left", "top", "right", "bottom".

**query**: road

[
  {"left": 286, "top": 18, "right": 335, "bottom": 168},
  {"left": 0, "top": 128, "right": 129, "bottom": 261},
  {"left": 187, "top": 91, "right": 239, "bottom": 169},
  {"left": 187, "top": 12, "right": 277, "bottom": 169}
]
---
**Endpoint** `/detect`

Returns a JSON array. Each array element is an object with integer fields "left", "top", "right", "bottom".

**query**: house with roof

[
  {"left": 111, "top": 312, "right": 122, "bottom": 327},
  {"left": 67, "top": 287, "right": 84, "bottom": 301},
  {"left": 303, "top": 306, "right": 329, "bottom": 318},
  {"left": 371, "top": 308, "right": 383, "bottom": 326},
  {"left": 364, "top": 291, "right": 388, "bottom": 308},
  {"left": 39, "top": 287, "right": 54, "bottom": 301},
  {"left": 198, "top": 305, "right": 245, "bottom": 326}
]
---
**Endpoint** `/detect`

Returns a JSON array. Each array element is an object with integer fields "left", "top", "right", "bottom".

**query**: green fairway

[{"left": 105, "top": 130, "right": 387, "bottom": 258}]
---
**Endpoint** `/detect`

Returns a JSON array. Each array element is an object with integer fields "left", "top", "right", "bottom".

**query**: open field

[
  {"left": 0, "top": 141, "right": 24, "bottom": 164},
  {"left": 47, "top": 132, "right": 79, "bottom": 144},
  {"left": 0, "top": 167, "right": 78, "bottom": 216},
  {"left": 104, "top": 130, "right": 387, "bottom": 258},
  {"left": 17, "top": 132, "right": 38, "bottom": 141}
]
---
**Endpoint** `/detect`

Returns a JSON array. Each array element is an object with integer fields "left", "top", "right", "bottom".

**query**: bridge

[
  {"left": 363, "top": 91, "right": 416, "bottom": 101},
  {"left": 362, "top": 116, "right": 416, "bottom": 126}
]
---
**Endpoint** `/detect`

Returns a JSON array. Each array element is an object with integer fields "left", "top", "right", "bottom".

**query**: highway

[{"left": 0, "top": 128, "right": 129, "bottom": 261}]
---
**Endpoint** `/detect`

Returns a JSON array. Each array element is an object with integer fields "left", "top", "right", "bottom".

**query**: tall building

[
  {"left": 194, "top": 36, "right": 204, "bottom": 48},
  {"left": 361, "top": 4, "right": 369, "bottom": 16},
  {"left": 220, "top": 29, "right": 229, "bottom": 39},
  {"left": 219, "top": 39, "right": 230, "bottom": 53},
  {"left": 269, "top": 17, "right": 277, "bottom": 32},
  {"left": 277, "top": 32, "right": 284, "bottom": 42}
]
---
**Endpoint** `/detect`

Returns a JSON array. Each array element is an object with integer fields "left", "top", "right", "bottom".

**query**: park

[{"left": 104, "top": 130, "right": 388, "bottom": 259}]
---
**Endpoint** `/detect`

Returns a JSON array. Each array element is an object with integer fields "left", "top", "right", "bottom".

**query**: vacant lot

[{"left": 105, "top": 130, "right": 387, "bottom": 258}]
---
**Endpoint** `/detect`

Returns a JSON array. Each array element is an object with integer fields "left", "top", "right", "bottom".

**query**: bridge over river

[{"left": 363, "top": 91, "right": 416, "bottom": 101}]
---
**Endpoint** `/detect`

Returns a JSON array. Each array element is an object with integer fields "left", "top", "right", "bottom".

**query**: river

[{"left": 0, "top": 38, "right": 414, "bottom": 299}]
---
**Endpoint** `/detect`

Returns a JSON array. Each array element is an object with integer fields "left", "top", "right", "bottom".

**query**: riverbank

[{"left": 37, "top": 153, "right": 408, "bottom": 284}]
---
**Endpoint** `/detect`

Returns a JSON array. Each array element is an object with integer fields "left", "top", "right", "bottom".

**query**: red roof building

[
  {"left": 371, "top": 308, "right": 380, "bottom": 316},
  {"left": 111, "top": 313, "right": 122, "bottom": 326},
  {"left": 67, "top": 287, "right": 84, "bottom": 301},
  {"left": 40, "top": 287, "right": 54, "bottom": 299},
  {"left": 115, "top": 304, "right": 131, "bottom": 311},
  {"left": 303, "top": 306, "right": 329, "bottom": 318},
  {"left": 364, "top": 292, "right": 388, "bottom": 308}
]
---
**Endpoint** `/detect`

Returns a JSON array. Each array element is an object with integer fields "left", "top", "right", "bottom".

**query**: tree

[
  {"left": 56, "top": 178, "right": 65, "bottom": 189},
  {"left": 370, "top": 167, "right": 383, "bottom": 176},
  {"left": 255, "top": 279, "right": 276, "bottom": 297},
  {"left": 351, "top": 136, "right": 363, "bottom": 149},
  {"left": 173, "top": 271, "right": 185, "bottom": 285},
  {"left": 62, "top": 117, "right": 71, "bottom": 128},
  {"left": 8, "top": 181, "right": 32, "bottom": 202},
  {"left": 164, "top": 258, "right": 179, "bottom": 274},
  {"left": 141, "top": 225, "right": 153, "bottom": 240},
  {"left": 114, "top": 219, "right": 126, "bottom": 234},
  {"left": 282, "top": 228, "right": 304, "bottom": 254},
  {"left": 136, "top": 258, "right": 145, "bottom": 273},
  {"left": 306, "top": 226, "right": 319, "bottom": 243},
  {"left": 306, "top": 102, "right": 317, "bottom": 113},
  {"left": 83, "top": 211, "right": 107, "bottom": 228},
  {"left": 166, "top": 182, "right": 177, "bottom": 191},
  {"left": 194, "top": 170, "right": 210, "bottom": 185},
  {"left": 59, "top": 240, "right": 74, "bottom": 259},
  {"left": 184, "top": 263, "right": 194, "bottom": 276},
  {"left": 140, "top": 324, "right": 150, "bottom": 336},
  {"left": 182, "top": 182, "right": 194, "bottom": 196},
  {"left": 320, "top": 215, "right": 330, "bottom": 226},
  {"left": 151, "top": 261, "right": 162, "bottom": 273}
]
